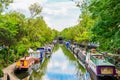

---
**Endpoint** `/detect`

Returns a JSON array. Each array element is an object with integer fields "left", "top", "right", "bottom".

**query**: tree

[
  {"left": 89, "top": 0, "right": 120, "bottom": 52},
  {"left": 0, "top": 0, "right": 13, "bottom": 13},
  {"left": 29, "top": 3, "right": 42, "bottom": 18},
  {"left": 0, "top": 1, "right": 58, "bottom": 66},
  {"left": 61, "top": 0, "right": 94, "bottom": 45},
  {"left": 0, "top": 12, "right": 26, "bottom": 63}
]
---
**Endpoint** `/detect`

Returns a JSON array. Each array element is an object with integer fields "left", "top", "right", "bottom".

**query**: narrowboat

[
  {"left": 73, "top": 47, "right": 80, "bottom": 57},
  {"left": 45, "top": 44, "right": 54, "bottom": 56},
  {"left": 86, "top": 50, "right": 117, "bottom": 80},
  {"left": 78, "top": 48, "right": 86, "bottom": 63},
  {"left": 70, "top": 44, "right": 77, "bottom": 52},
  {"left": 45, "top": 46, "right": 52, "bottom": 54},
  {"left": 15, "top": 56, "right": 35, "bottom": 71},
  {"left": 36, "top": 47, "right": 46, "bottom": 62},
  {"left": 65, "top": 41, "right": 70, "bottom": 49},
  {"left": 36, "top": 47, "right": 45, "bottom": 57},
  {"left": 53, "top": 40, "right": 57, "bottom": 45},
  {"left": 29, "top": 50, "right": 41, "bottom": 64}
]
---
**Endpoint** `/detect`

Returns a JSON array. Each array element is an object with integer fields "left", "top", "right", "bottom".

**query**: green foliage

[
  {"left": 0, "top": 48, "right": 8, "bottom": 63},
  {"left": 0, "top": 12, "right": 26, "bottom": 46},
  {"left": 63, "top": 0, "right": 120, "bottom": 53},
  {"left": 0, "top": 2, "right": 59, "bottom": 69},
  {"left": 0, "top": 68, "right": 3, "bottom": 77},
  {"left": 0, "top": 0, "right": 13, "bottom": 13},
  {"left": 29, "top": 2, "right": 42, "bottom": 18},
  {"left": 89, "top": 0, "right": 120, "bottom": 52},
  {"left": 61, "top": 10, "right": 94, "bottom": 43}
]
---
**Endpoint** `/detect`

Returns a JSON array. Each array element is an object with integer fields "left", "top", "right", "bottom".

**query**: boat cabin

[
  {"left": 15, "top": 56, "right": 34, "bottom": 71},
  {"left": 87, "top": 53, "right": 117, "bottom": 78}
]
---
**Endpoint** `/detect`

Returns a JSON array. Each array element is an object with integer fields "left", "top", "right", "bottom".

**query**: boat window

[{"left": 93, "top": 55, "right": 104, "bottom": 59}]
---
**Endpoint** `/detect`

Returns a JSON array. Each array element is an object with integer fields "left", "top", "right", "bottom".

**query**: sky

[{"left": 7, "top": 0, "right": 81, "bottom": 31}]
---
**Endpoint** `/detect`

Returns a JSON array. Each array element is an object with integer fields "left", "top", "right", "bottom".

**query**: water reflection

[
  {"left": 30, "top": 46, "right": 91, "bottom": 80},
  {"left": 43, "top": 48, "right": 78, "bottom": 80}
]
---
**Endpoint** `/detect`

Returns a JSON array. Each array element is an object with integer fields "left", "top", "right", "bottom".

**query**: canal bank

[
  {"left": 2, "top": 63, "right": 19, "bottom": 80},
  {"left": 1, "top": 44, "right": 55, "bottom": 80}
]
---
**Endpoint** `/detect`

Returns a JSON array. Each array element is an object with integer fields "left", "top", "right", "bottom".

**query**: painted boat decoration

[
  {"left": 86, "top": 49, "right": 117, "bottom": 79},
  {"left": 15, "top": 56, "right": 34, "bottom": 71}
]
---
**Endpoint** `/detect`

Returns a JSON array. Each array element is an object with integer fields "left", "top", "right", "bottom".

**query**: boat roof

[
  {"left": 91, "top": 56, "right": 115, "bottom": 66},
  {"left": 90, "top": 53, "right": 115, "bottom": 66},
  {"left": 20, "top": 56, "right": 33, "bottom": 60},
  {"left": 29, "top": 51, "right": 40, "bottom": 54},
  {"left": 96, "top": 60, "right": 115, "bottom": 66}
]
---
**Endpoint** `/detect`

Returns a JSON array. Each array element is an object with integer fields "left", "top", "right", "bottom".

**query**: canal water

[{"left": 22, "top": 45, "right": 92, "bottom": 80}]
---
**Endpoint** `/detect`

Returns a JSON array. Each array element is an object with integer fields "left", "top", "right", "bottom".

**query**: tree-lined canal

[{"left": 28, "top": 46, "right": 91, "bottom": 80}]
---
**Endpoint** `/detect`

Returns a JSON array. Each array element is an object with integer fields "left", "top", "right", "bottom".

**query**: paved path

[{"left": 2, "top": 63, "right": 19, "bottom": 80}]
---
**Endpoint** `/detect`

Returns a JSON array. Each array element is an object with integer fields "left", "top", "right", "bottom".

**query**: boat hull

[
  {"left": 78, "top": 52, "right": 86, "bottom": 63},
  {"left": 86, "top": 64, "right": 117, "bottom": 80}
]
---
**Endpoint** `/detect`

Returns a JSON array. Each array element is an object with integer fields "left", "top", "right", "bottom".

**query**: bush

[
  {"left": 0, "top": 69, "right": 3, "bottom": 77},
  {"left": 3, "top": 64, "right": 8, "bottom": 67}
]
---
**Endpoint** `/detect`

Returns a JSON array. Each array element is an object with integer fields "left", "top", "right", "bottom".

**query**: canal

[{"left": 21, "top": 45, "right": 91, "bottom": 80}]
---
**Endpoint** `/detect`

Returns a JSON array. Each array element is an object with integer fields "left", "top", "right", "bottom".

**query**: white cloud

[
  {"left": 7, "top": 0, "right": 81, "bottom": 31},
  {"left": 42, "top": 1, "right": 81, "bottom": 31},
  {"left": 8, "top": 0, "right": 47, "bottom": 17},
  {"left": 42, "top": 2, "right": 77, "bottom": 16}
]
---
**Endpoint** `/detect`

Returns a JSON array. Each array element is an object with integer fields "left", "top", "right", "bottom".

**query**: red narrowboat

[{"left": 15, "top": 56, "right": 35, "bottom": 71}]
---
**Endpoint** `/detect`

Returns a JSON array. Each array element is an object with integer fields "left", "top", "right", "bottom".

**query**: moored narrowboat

[
  {"left": 36, "top": 47, "right": 45, "bottom": 57},
  {"left": 78, "top": 48, "right": 86, "bottom": 63},
  {"left": 86, "top": 51, "right": 117, "bottom": 80},
  {"left": 70, "top": 44, "right": 77, "bottom": 52},
  {"left": 45, "top": 46, "right": 52, "bottom": 54},
  {"left": 15, "top": 56, "right": 35, "bottom": 71},
  {"left": 29, "top": 50, "right": 41, "bottom": 64}
]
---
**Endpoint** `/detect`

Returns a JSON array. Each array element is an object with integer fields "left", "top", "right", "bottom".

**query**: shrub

[{"left": 0, "top": 69, "right": 3, "bottom": 77}]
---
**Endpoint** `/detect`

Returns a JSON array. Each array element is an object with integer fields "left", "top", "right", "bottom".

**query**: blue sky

[{"left": 7, "top": 0, "right": 81, "bottom": 31}]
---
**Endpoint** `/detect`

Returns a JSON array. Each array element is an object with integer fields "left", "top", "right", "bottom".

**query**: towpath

[{"left": 2, "top": 63, "right": 19, "bottom": 80}]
